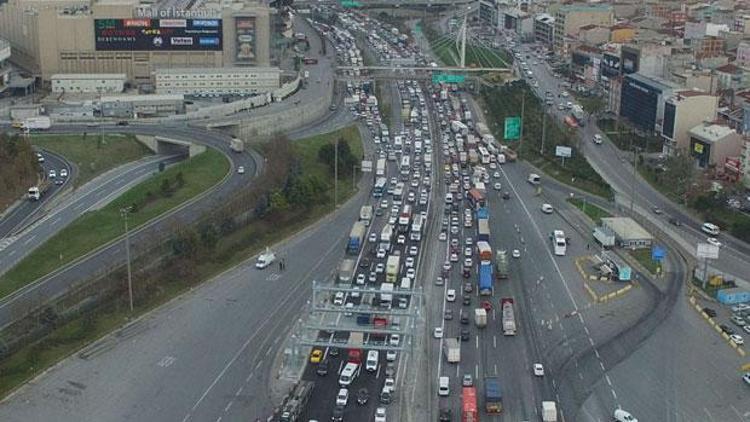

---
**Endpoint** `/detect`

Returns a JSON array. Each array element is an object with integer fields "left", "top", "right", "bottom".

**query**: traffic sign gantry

[
  {"left": 340, "top": 0, "right": 361, "bottom": 7},
  {"left": 504, "top": 116, "right": 521, "bottom": 140},
  {"left": 432, "top": 74, "right": 465, "bottom": 84}
]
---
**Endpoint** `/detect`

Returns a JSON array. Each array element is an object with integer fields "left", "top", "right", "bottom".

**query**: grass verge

[
  {"left": 567, "top": 198, "right": 612, "bottom": 224},
  {"left": 628, "top": 248, "right": 660, "bottom": 275},
  {"left": 0, "top": 127, "right": 363, "bottom": 398},
  {"left": 597, "top": 118, "right": 662, "bottom": 153},
  {"left": 31, "top": 134, "right": 153, "bottom": 187},
  {"left": 0, "top": 149, "right": 228, "bottom": 298},
  {"left": 376, "top": 82, "right": 392, "bottom": 129}
]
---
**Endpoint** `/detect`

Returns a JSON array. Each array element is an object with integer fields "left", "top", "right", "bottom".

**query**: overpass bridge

[{"left": 296, "top": 0, "right": 474, "bottom": 8}]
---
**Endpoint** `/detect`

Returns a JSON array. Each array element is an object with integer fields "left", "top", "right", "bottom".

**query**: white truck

[
  {"left": 255, "top": 248, "right": 276, "bottom": 269},
  {"left": 501, "top": 297, "right": 517, "bottom": 336},
  {"left": 229, "top": 138, "right": 244, "bottom": 153},
  {"left": 443, "top": 338, "right": 460, "bottom": 363},
  {"left": 542, "top": 401, "right": 558, "bottom": 422},
  {"left": 359, "top": 205, "right": 373, "bottom": 226},
  {"left": 27, "top": 186, "right": 41, "bottom": 201},
  {"left": 20, "top": 116, "right": 51, "bottom": 131},
  {"left": 474, "top": 308, "right": 487, "bottom": 328}
]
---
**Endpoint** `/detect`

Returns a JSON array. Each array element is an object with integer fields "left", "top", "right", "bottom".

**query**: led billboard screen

[{"left": 95, "top": 18, "right": 223, "bottom": 51}]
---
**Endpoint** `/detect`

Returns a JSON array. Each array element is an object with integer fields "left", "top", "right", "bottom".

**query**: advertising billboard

[
  {"left": 234, "top": 16, "right": 257, "bottom": 64},
  {"left": 95, "top": 19, "right": 222, "bottom": 51}
]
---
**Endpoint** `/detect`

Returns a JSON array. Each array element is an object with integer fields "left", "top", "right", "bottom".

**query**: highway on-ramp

[{"left": 0, "top": 123, "right": 259, "bottom": 331}]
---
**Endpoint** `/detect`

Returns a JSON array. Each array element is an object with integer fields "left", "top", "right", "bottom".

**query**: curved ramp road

[
  {"left": 0, "top": 149, "right": 73, "bottom": 239},
  {"left": 0, "top": 123, "right": 260, "bottom": 330}
]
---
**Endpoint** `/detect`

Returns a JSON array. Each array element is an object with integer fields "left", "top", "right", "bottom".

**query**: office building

[
  {"left": 154, "top": 66, "right": 281, "bottom": 96},
  {"left": 619, "top": 73, "right": 677, "bottom": 133},
  {"left": 100, "top": 93, "right": 184, "bottom": 117},
  {"left": 0, "top": 38, "right": 9, "bottom": 93},
  {"left": 688, "top": 123, "right": 743, "bottom": 169},
  {"left": 534, "top": 14, "right": 555, "bottom": 46},
  {"left": 0, "top": 0, "right": 272, "bottom": 83},
  {"left": 661, "top": 90, "right": 718, "bottom": 154}
]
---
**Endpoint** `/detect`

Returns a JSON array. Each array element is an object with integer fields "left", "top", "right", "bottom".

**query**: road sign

[
  {"left": 696, "top": 243, "right": 719, "bottom": 259},
  {"left": 414, "top": 23, "right": 422, "bottom": 34},
  {"left": 651, "top": 245, "right": 666, "bottom": 262},
  {"left": 432, "top": 74, "right": 465, "bottom": 84},
  {"left": 504, "top": 117, "right": 521, "bottom": 140},
  {"left": 361, "top": 160, "right": 372, "bottom": 172},
  {"left": 555, "top": 146, "right": 572, "bottom": 158}
]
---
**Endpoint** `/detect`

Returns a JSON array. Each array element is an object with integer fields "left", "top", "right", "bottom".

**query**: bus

[
  {"left": 400, "top": 155, "right": 411, "bottom": 176},
  {"left": 398, "top": 205, "right": 412, "bottom": 233},
  {"left": 376, "top": 158, "right": 386, "bottom": 177},
  {"left": 552, "top": 230, "right": 567, "bottom": 256},
  {"left": 467, "top": 188, "right": 486, "bottom": 209},
  {"left": 478, "top": 146, "right": 491, "bottom": 164},
  {"left": 462, "top": 387, "right": 478, "bottom": 422},
  {"left": 410, "top": 214, "right": 424, "bottom": 242},
  {"left": 373, "top": 177, "right": 387, "bottom": 197}
]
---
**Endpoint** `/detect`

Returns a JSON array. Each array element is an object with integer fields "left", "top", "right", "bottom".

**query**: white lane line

[
  {"left": 611, "top": 389, "right": 618, "bottom": 401},
  {"left": 594, "top": 349, "right": 600, "bottom": 359},
  {"left": 51, "top": 217, "right": 61, "bottom": 226},
  {"left": 588, "top": 337, "right": 595, "bottom": 346},
  {"left": 475, "top": 335, "right": 479, "bottom": 349},
  {"left": 578, "top": 372, "right": 583, "bottom": 380},
  {"left": 181, "top": 414, "right": 191, "bottom": 422},
  {"left": 605, "top": 375, "right": 613, "bottom": 386},
  {"left": 599, "top": 361, "right": 606, "bottom": 371},
  {"left": 235, "top": 386, "right": 243, "bottom": 396},
  {"left": 215, "top": 417, "right": 222, "bottom": 422},
  {"left": 23, "top": 234, "right": 37, "bottom": 246},
  {"left": 493, "top": 335, "right": 497, "bottom": 348},
  {"left": 8, "top": 250, "right": 15, "bottom": 257},
  {"left": 224, "top": 401, "right": 232, "bottom": 412},
  {"left": 245, "top": 372, "right": 253, "bottom": 383}
]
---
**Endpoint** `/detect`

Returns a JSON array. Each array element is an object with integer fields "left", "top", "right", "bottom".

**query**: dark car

[
  {"left": 116, "top": 121, "right": 129, "bottom": 126},
  {"left": 703, "top": 307, "right": 717, "bottom": 318},
  {"left": 356, "top": 388, "right": 369, "bottom": 405},
  {"left": 359, "top": 258, "right": 371, "bottom": 269},
  {"left": 331, "top": 405, "right": 344, "bottom": 422},
  {"left": 463, "top": 295, "right": 471, "bottom": 306},
  {"left": 328, "top": 347, "right": 339, "bottom": 357},
  {"left": 669, "top": 218, "right": 682, "bottom": 226},
  {"left": 460, "top": 329, "right": 470, "bottom": 341},
  {"left": 460, "top": 314, "right": 469, "bottom": 325},
  {"left": 464, "top": 283, "right": 473, "bottom": 293},
  {"left": 316, "top": 360, "right": 329, "bottom": 376},
  {"left": 439, "top": 408, "right": 452, "bottom": 421},
  {"left": 720, "top": 324, "right": 735, "bottom": 335},
  {"left": 379, "top": 388, "right": 392, "bottom": 404},
  {"left": 502, "top": 191, "right": 511, "bottom": 200}
]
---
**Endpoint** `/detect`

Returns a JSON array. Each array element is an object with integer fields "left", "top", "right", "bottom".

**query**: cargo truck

[
  {"left": 542, "top": 401, "right": 558, "bottom": 422},
  {"left": 27, "top": 186, "right": 41, "bottom": 201},
  {"left": 381, "top": 224, "right": 394, "bottom": 243},
  {"left": 385, "top": 254, "right": 400, "bottom": 283},
  {"left": 278, "top": 381, "right": 314, "bottom": 422},
  {"left": 477, "top": 219, "right": 490, "bottom": 242},
  {"left": 443, "top": 338, "right": 460, "bottom": 363},
  {"left": 474, "top": 308, "right": 487, "bottom": 328},
  {"left": 477, "top": 241, "right": 492, "bottom": 262},
  {"left": 484, "top": 377, "right": 503, "bottom": 413},
  {"left": 337, "top": 259, "right": 356, "bottom": 283},
  {"left": 359, "top": 205, "right": 373, "bottom": 226},
  {"left": 229, "top": 138, "right": 244, "bottom": 153},
  {"left": 347, "top": 221, "right": 367, "bottom": 254},
  {"left": 479, "top": 263, "right": 493, "bottom": 296},
  {"left": 501, "top": 297, "right": 516, "bottom": 336},
  {"left": 380, "top": 283, "right": 394, "bottom": 307},
  {"left": 495, "top": 249, "right": 509, "bottom": 279},
  {"left": 19, "top": 116, "right": 51, "bottom": 131}
]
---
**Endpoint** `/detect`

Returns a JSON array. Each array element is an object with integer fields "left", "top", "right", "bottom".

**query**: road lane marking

[
  {"left": 245, "top": 372, "right": 253, "bottom": 383},
  {"left": 599, "top": 361, "right": 605, "bottom": 371},
  {"left": 493, "top": 335, "right": 497, "bottom": 348},
  {"left": 605, "top": 375, "right": 612, "bottom": 386},
  {"left": 235, "top": 386, "right": 243, "bottom": 396},
  {"left": 23, "top": 234, "right": 36, "bottom": 246},
  {"left": 224, "top": 402, "right": 232, "bottom": 412}
]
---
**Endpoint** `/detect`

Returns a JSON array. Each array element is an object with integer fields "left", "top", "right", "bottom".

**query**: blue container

[{"left": 717, "top": 288, "right": 750, "bottom": 305}]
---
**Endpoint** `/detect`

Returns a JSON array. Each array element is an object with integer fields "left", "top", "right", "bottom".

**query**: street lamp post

[{"left": 120, "top": 206, "right": 134, "bottom": 312}]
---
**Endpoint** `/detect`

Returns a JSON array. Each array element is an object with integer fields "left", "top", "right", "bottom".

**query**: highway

[
  {"left": 0, "top": 123, "right": 259, "bottom": 330},
  {"left": 0, "top": 148, "right": 72, "bottom": 239}
]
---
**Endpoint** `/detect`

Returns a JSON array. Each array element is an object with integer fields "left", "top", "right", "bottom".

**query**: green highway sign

[
  {"left": 414, "top": 23, "right": 422, "bottom": 34},
  {"left": 340, "top": 0, "right": 361, "bottom": 7},
  {"left": 432, "top": 74, "right": 465, "bottom": 84},
  {"left": 504, "top": 117, "right": 521, "bottom": 140}
]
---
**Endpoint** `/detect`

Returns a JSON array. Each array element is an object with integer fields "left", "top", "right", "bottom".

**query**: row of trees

[{"left": 0, "top": 133, "right": 38, "bottom": 210}]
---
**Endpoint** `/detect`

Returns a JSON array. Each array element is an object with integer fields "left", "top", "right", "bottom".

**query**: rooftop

[
  {"left": 601, "top": 217, "right": 652, "bottom": 241},
  {"left": 625, "top": 72, "right": 679, "bottom": 92},
  {"left": 51, "top": 73, "right": 127, "bottom": 80},
  {"left": 559, "top": 3, "right": 613, "bottom": 13},
  {"left": 674, "top": 89, "right": 712, "bottom": 98},
  {"left": 689, "top": 123, "right": 737, "bottom": 143},
  {"left": 153, "top": 66, "right": 281, "bottom": 75},
  {"left": 715, "top": 63, "right": 741, "bottom": 74}
]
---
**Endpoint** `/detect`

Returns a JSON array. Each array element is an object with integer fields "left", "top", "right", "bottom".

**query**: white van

[
  {"left": 339, "top": 362, "right": 360, "bottom": 386},
  {"left": 528, "top": 173, "right": 541, "bottom": 185},
  {"left": 445, "top": 193, "right": 454, "bottom": 205},
  {"left": 438, "top": 376, "right": 450, "bottom": 396},
  {"left": 366, "top": 350, "right": 379, "bottom": 372},
  {"left": 701, "top": 222, "right": 720, "bottom": 236}
]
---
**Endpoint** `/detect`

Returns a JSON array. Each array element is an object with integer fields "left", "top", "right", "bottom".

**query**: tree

[
  {"left": 269, "top": 190, "right": 289, "bottom": 212},
  {"left": 318, "top": 139, "right": 357, "bottom": 177},
  {"left": 662, "top": 152, "right": 695, "bottom": 201},
  {"left": 732, "top": 218, "right": 750, "bottom": 242}
]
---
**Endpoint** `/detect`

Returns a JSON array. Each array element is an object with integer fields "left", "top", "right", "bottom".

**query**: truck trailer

[
  {"left": 347, "top": 221, "right": 367, "bottom": 255},
  {"left": 501, "top": 297, "right": 517, "bottom": 336},
  {"left": 443, "top": 338, "right": 461, "bottom": 363}
]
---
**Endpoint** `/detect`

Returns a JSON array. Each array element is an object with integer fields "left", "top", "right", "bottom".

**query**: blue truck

[
  {"left": 347, "top": 221, "right": 367, "bottom": 254},
  {"left": 479, "top": 263, "right": 493, "bottom": 296}
]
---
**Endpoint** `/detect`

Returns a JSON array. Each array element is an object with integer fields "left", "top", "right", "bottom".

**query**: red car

[{"left": 481, "top": 301, "right": 492, "bottom": 312}]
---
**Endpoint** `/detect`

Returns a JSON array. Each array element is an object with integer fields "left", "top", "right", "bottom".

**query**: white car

[
  {"left": 336, "top": 388, "right": 349, "bottom": 407},
  {"left": 446, "top": 289, "right": 456, "bottom": 302},
  {"left": 356, "top": 273, "right": 366, "bottom": 285},
  {"left": 333, "top": 292, "right": 345, "bottom": 306},
  {"left": 405, "top": 257, "right": 415, "bottom": 268},
  {"left": 389, "top": 334, "right": 400, "bottom": 347},
  {"left": 375, "top": 263, "right": 385, "bottom": 274},
  {"left": 48, "top": 169, "right": 56, "bottom": 179},
  {"left": 493, "top": 171, "right": 500, "bottom": 178},
  {"left": 386, "top": 350, "right": 397, "bottom": 362},
  {"left": 512, "top": 249, "right": 521, "bottom": 258},
  {"left": 707, "top": 237, "right": 722, "bottom": 248},
  {"left": 439, "top": 232, "right": 447, "bottom": 241},
  {"left": 533, "top": 363, "right": 544, "bottom": 376},
  {"left": 375, "top": 407, "right": 387, "bottom": 422},
  {"left": 613, "top": 409, "right": 638, "bottom": 422},
  {"left": 593, "top": 134, "right": 603, "bottom": 144},
  {"left": 406, "top": 268, "right": 416, "bottom": 279},
  {"left": 369, "top": 272, "right": 377, "bottom": 283},
  {"left": 730, "top": 334, "right": 744, "bottom": 345},
  {"left": 433, "top": 327, "right": 444, "bottom": 338},
  {"left": 493, "top": 182, "right": 502, "bottom": 191},
  {"left": 450, "top": 253, "right": 459, "bottom": 262},
  {"left": 369, "top": 232, "right": 378, "bottom": 243},
  {"left": 409, "top": 246, "right": 418, "bottom": 256},
  {"left": 377, "top": 249, "right": 387, "bottom": 259},
  {"left": 255, "top": 248, "right": 276, "bottom": 269},
  {"left": 397, "top": 235, "right": 406, "bottom": 245},
  {"left": 237, "top": 166, "right": 245, "bottom": 174},
  {"left": 541, "top": 203, "right": 553, "bottom": 214},
  {"left": 464, "top": 247, "right": 472, "bottom": 257},
  {"left": 463, "top": 258, "right": 472, "bottom": 268},
  {"left": 60, "top": 168, "right": 68, "bottom": 178}
]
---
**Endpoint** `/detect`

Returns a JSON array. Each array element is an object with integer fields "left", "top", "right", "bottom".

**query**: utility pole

[
  {"left": 517, "top": 92, "right": 526, "bottom": 158},
  {"left": 120, "top": 206, "right": 134, "bottom": 312},
  {"left": 630, "top": 146, "right": 638, "bottom": 213},
  {"left": 334, "top": 137, "right": 339, "bottom": 209},
  {"left": 540, "top": 104, "right": 547, "bottom": 155}
]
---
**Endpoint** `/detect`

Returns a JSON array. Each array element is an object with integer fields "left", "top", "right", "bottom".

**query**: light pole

[
  {"left": 120, "top": 206, "right": 134, "bottom": 312},
  {"left": 334, "top": 137, "right": 339, "bottom": 209},
  {"left": 540, "top": 103, "right": 547, "bottom": 155}
]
